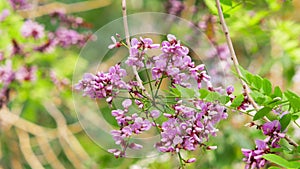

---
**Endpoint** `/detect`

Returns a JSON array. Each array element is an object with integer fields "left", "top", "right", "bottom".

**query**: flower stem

[
  {"left": 143, "top": 60, "right": 154, "bottom": 99},
  {"left": 155, "top": 76, "right": 164, "bottom": 98},
  {"left": 177, "top": 151, "right": 185, "bottom": 169}
]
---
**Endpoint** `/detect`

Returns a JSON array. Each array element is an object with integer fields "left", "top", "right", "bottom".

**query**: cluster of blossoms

[
  {"left": 156, "top": 100, "right": 227, "bottom": 153},
  {"left": 0, "top": 1, "right": 91, "bottom": 107},
  {"left": 8, "top": 0, "right": 30, "bottom": 10},
  {"left": 0, "top": 60, "right": 37, "bottom": 107},
  {"left": 49, "top": 9, "right": 88, "bottom": 29},
  {"left": 76, "top": 34, "right": 229, "bottom": 163},
  {"left": 165, "top": 0, "right": 185, "bottom": 16},
  {"left": 124, "top": 34, "right": 212, "bottom": 89},
  {"left": 242, "top": 120, "right": 285, "bottom": 169},
  {"left": 108, "top": 99, "right": 152, "bottom": 157},
  {"left": 74, "top": 64, "right": 129, "bottom": 104},
  {"left": 20, "top": 11, "right": 91, "bottom": 52}
]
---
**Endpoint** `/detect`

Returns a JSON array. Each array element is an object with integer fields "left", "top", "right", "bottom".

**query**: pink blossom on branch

[{"left": 21, "top": 20, "right": 45, "bottom": 39}]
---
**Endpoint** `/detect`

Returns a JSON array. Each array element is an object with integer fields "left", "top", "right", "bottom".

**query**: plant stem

[
  {"left": 121, "top": 0, "right": 151, "bottom": 99},
  {"left": 177, "top": 151, "right": 185, "bottom": 169},
  {"left": 215, "top": 0, "right": 298, "bottom": 147},
  {"left": 155, "top": 76, "right": 164, "bottom": 98},
  {"left": 215, "top": 0, "right": 258, "bottom": 111},
  {"left": 143, "top": 60, "right": 154, "bottom": 98}
]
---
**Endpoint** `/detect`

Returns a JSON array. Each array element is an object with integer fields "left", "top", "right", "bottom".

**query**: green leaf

[
  {"left": 289, "top": 161, "right": 300, "bottom": 167},
  {"left": 251, "top": 91, "right": 266, "bottom": 104},
  {"left": 199, "top": 89, "right": 209, "bottom": 99},
  {"left": 174, "top": 84, "right": 195, "bottom": 98},
  {"left": 292, "top": 114, "right": 299, "bottom": 121},
  {"left": 284, "top": 91, "right": 300, "bottom": 112},
  {"left": 270, "top": 147, "right": 284, "bottom": 153},
  {"left": 204, "top": 0, "right": 218, "bottom": 14},
  {"left": 262, "top": 78, "right": 272, "bottom": 95},
  {"left": 273, "top": 86, "right": 283, "bottom": 98},
  {"left": 167, "top": 88, "right": 180, "bottom": 97},
  {"left": 279, "top": 113, "right": 292, "bottom": 131},
  {"left": 268, "top": 167, "right": 281, "bottom": 169},
  {"left": 230, "top": 94, "right": 244, "bottom": 108},
  {"left": 253, "top": 107, "right": 272, "bottom": 121},
  {"left": 262, "top": 154, "right": 294, "bottom": 168},
  {"left": 206, "top": 92, "right": 221, "bottom": 102},
  {"left": 219, "top": 95, "right": 230, "bottom": 104},
  {"left": 245, "top": 73, "right": 254, "bottom": 85},
  {"left": 253, "top": 75, "right": 263, "bottom": 90},
  {"left": 220, "top": 0, "right": 232, "bottom": 6}
]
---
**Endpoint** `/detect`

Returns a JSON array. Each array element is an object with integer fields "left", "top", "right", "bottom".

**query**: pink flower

[
  {"left": 122, "top": 99, "right": 132, "bottom": 109},
  {"left": 0, "top": 9, "right": 10, "bottom": 22},
  {"left": 150, "top": 110, "right": 161, "bottom": 119},
  {"left": 21, "top": 20, "right": 44, "bottom": 39},
  {"left": 186, "top": 158, "right": 196, "bottom": 163},
  {"left": 108, "top": 36, "right": 121, "bottom": 49},
  {"left": 128, "top": 143, "right": 143, "bottom": 150},
  {"left": 15, "top": 66, "right": 37, "bottom": 82}
]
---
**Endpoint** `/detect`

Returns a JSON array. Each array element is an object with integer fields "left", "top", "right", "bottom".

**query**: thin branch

[
  {"left": 215, "top": 0, "right": 298, "bottom": 147},
  {"left": 16, "top": 129, "right": 45, "bottom": 169},
  {"left": 215, "top": 0, "right": 259, "bottom": 111},
  {"left": 37, "top": 137, "right": 65, "bottom": 169},
  {"left": 121, "top": 0, "right": 151, "bottom": 99},
  {"left": 0, "top": 107, "right": 57, "bottom": 139},
  {"left": 43, "top": 101, "right": 96, "bottom": 168}
]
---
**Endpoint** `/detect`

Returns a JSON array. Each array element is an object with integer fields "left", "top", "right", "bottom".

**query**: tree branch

[
  {"left": 215, "top": 0, "right": 298, "bottom": 147},
  {"left": 121, "top": 0, "right": 151, "bottom": 99}
]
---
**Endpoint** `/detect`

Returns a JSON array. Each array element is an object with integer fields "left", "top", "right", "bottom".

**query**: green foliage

[
  {"left": 220, "top": 0, "right": 232, "bottom": 7},
  {"left": 279, "top": 113, "right": 292, "bottom": 131},
  {"left": 174, "top": 84, "right": 196, "bottom": 98},
  {"left": 263, "top": 154, "right": 300, "bottom": 169},
  {"left": 253, "top": 107, "right": 272, "bottom": 121},
  {"left": 230, "top": 94, "right": 244, "bottom": 108},
  {"left": 284, "top": 91, "right": 300, "bottom": 113}
]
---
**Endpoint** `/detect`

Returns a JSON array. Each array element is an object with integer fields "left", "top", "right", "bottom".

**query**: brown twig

[
  {"left": 43, "top": 101, "right": 96, "bottom": 169},
  {"left": 0, "top": 107, "right": 57, "bottom": 139},
  {"left": 37, "top": 137, "right": 65, "bottom": 169},
  {"left": 215, "top": 0, "right": 298, "bottom": 147},
  {"left": 121, "top": 0, "right": 152, "bottom": 99},
  {"left": 16, "top": 129, "right": 45, "bottom": 169},
  {"left": 215, "top": 0, "right": 259, "bottom": 110}
]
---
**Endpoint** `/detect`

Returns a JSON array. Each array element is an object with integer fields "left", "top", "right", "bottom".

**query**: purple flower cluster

[
  {"left": 8, "top": 0, "right": 30, "bottom": 10},
  {"left": 151, "top": 34, "right": 211, "bottom": 89},
  {"left": 108, "top": 99, "right": 152, "bottom": 158},
  {"left": 0, "top": 1, "right": 91, "bottom": 107},
  {"left": 49, "top": 10, "right": 85, "bottom": 29},
  {"left": 242, "top": 120, "right": 285, "bottom": 169},
  {"left": 0, "top": 60, "right": 36, "bottom": 107},
  {"left": 76, "top": 34, "right": 227, "bottom": 162},
  {"left": 165, "top": 0, "right": 185, "bottom": 16},
  {"left": 74, "top": 64, "right": 129, "bottom": 104},
  {"left": 156, "top": 100, "right": 227, "bottom": 153},
  {"left": 53, "top": 28, "right": 87, "bottom": 48},
  {"left": 17, "top": 10, "right": 91, "bottom": 51},
  {"left": 125, "top": 37, "right": 160, "bottom": 69}
]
